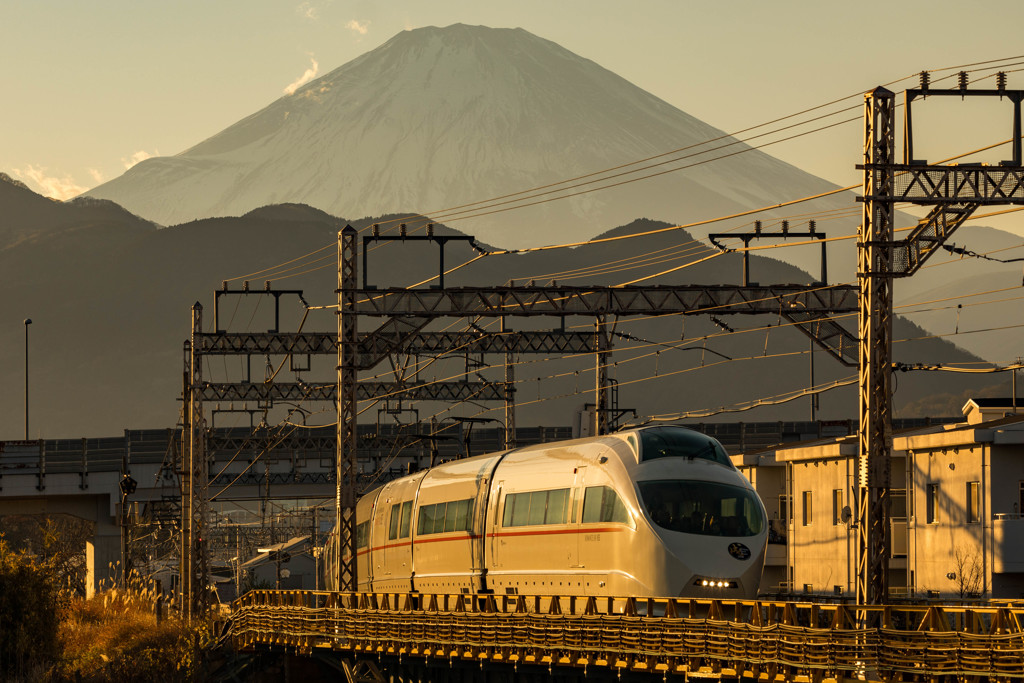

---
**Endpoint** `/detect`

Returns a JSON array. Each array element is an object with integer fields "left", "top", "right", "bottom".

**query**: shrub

[{"left": 0, "top": 534, "right": 64, "bottom": 679}]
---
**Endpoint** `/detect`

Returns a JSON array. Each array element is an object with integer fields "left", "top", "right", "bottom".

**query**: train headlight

[{"left": 693, "top": 577, "right": 738, "bottom": 589}]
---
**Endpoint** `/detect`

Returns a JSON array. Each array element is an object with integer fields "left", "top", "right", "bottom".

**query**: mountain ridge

[{"left": 83, "top": 24, "right": 852, "bottom": 249}]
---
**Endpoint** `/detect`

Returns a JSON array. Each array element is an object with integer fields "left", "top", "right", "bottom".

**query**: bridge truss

[{"left": 231, "top": 590, "right": 1024, "bottom": 681}]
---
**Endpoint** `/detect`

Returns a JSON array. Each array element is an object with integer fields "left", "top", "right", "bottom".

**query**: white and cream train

[{"left": 322, "top": 426, "right": 768, "bottom": 598}]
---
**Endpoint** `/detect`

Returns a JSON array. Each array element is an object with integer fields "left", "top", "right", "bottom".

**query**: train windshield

[
  {"left": 639, "top": 427, "right": 730, "bottom": 466},
  {"left": 638, "top": 480, "right": 764, "bottom": 537}
]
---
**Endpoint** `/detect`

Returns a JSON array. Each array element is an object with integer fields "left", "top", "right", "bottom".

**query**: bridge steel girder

[
  {"left": 350, "top": 284, "right": 859, "bottom": 318},
  {"left": 199, "top": 381, "right": 510, "bottom": 403}
]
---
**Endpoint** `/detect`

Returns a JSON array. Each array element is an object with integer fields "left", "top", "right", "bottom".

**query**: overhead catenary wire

[{"left": 219, "top": 54, "right": 1024, "bottom": 287}]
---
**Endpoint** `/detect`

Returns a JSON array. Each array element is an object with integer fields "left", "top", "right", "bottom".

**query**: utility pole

[
  {"left": 502, "top": 316, "right": 516, "bottom": 450},
  {"left": 594, "top": 317, "right": 611, "bottom": 436},
  {"left": 184, "top": 303, "right": 209, "bottom": 618},
  {"left": 336, "top": 227, "right": 359, "bottom": 591},
  {"left": 857, "top": 86, "right": 896, "bottom": 607},
  {"left": 855, "top": 73, "right": 1024, "bottom": 605},
  {"left": 23, "top": 318, "right": 31, "bottom": 440}
]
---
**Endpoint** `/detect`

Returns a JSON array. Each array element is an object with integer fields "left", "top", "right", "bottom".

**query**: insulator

[
  {"left": 243, "top": 280, "right": 250, "bottom": 291},
  {"left": 997, "top": 72, "right": 1008, "bottom": 92},
  {"left": 426, "top": 223, "right": 434, "bottom": 237},
  {"left": 754, "top": 220, "right": 762, "bottom": 234},
  {"left": 808, "top": 220, "right": 816, "bottom": 234},
  {"left": 781, "top": 220, "right": 789, "bottom": 235},
  {"left": 264, "top": 280, "right": 271, "bottom": 291},
  {"left": 958, "top": 71, "right": 969, "bottom": 91},
  {"left": 919, "top": 70, "right": 930, "bottom": 91},
  {"left": 400, "top": 223, "right": 407, "bottom": 237},
  {"left": 372, "top": 223, "right": 380, "bottom": 237},
  {"left": 222, "top": 280, "right": 228, "bottom": 291}
]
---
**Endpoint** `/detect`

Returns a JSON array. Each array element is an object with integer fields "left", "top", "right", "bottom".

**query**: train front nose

[{"left": 664, "top": 535, "right": 766, "bottom": 599}]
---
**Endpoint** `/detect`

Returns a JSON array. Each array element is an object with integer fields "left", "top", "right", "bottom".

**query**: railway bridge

[{"left": 226, "top": 590, "right": 1024, "bottom": 682}]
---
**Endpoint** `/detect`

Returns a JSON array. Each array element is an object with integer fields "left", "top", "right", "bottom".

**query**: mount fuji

[{"left": 84, "top": 24, "right": 852, "bottom": 250}]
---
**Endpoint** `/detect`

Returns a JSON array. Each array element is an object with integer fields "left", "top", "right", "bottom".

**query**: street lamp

[{"left": 23, "top": 318, "right": 31, "bottom": 440}]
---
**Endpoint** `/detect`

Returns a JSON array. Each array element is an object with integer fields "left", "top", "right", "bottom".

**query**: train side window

[
  {"left": 432, "top": 502, "right": 448, "bottom": 534},
  {"left": 399, "top": 501, "right": 412, "bottom": 538},
  {"left": 527, "top": 491, "right": 547, "bottom": 526},
  {"left": 418, "top": 504, "right": 436, "bottom": 535},
  {"left": 417, "top": 499, "right": 474, "bottom": 535},
  {"left": 547, "top": 489, "right": 569, "bottom": 524},
  {"left": 452, "top": 499, "right": 471, "bottom": 531},
  {"left": 443, "top": 501, "right": 458, "bottom": 532},
  {"left": 504, "top": 489, "right": 571, "bottom": 527},
  {"left": 502, "top": 495, "right": 515, "bottom": 527},
  {"left": 582, "top": 486, "right": 629, "bottom": 524},
  {"left": 510, "top": 494, "right": 529, "bottom": 527},
  {"left": 389, "top": 504, "right": 401, "bottom": 541},
  {"left": 356, "top": 521, "right": 370, "bottom": 549}
]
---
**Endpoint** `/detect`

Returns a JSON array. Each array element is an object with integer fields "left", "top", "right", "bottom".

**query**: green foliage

[{"left": 0, "top": 533, "right": 64, "bottom": 679}]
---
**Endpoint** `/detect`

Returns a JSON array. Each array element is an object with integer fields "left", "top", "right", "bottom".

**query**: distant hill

[
  {"left": 0, "top": 172, "right": 154, "bottom": 251},
  {"left": 0, "top": 184, "right": 1003, "bottom": 437}
]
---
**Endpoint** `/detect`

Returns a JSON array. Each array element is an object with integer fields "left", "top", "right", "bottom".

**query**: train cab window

[
  {"left": 638, "top": 480, "right": 765, "bottom": 537},
  {"left": 503, "top": 488, "right": 571, "bottom": 527},
  {"left": 639, "top": 427, "right": 731, "bottom": 467},
  {"left": 582, "top": 486, "right": 630, "bottom": 525}
]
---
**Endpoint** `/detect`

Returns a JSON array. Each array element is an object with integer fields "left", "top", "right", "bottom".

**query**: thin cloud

[
  {"left": 12, "top": 165, "right": 87, "bottom": 200},
  {"left": 345, "top": 19, "right": 369, "bottom": 35},
  {"left": 87, "top": 168, "right": 106, "bottom": 184},
  {"left": 297, "top": 2, "right": 318, "bottom": 20},
  {"left": 284, "top": 56, "right": 319, "bottom": 95},
  {"left": 122, "top": 150, "right": 157, "bottom": 170}
]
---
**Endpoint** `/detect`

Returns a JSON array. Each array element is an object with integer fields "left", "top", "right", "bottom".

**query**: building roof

[
  {"left": 964, "top": 397, "right": 1024, "bottom": 409},
  {"left": 894, "top": 413, "right": 1024, "bottom": 451},
  {"left": 240, "top": 535, "right": 310, "bottom": 571}
]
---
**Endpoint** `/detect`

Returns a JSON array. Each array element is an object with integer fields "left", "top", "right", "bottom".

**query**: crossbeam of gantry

[
  {"left": 351, "top": 284, "right": 859, "bottom": 317},
  {"left": 195, "top": 329, "right": 597, "bottom": 363},
  {"left": 348, "top": 284, "right": 860, "bottom": 366},
  {"left": 883, "top": 165, "right": 1024, "bottom": 204},
  {"left": 199, "top": 381, "right": 510, "bottom": 403}
]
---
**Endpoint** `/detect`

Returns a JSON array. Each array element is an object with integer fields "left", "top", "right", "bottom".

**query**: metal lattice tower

[
  {"left": 856, "top": 76, "right": 1024, "bottom": 604},
  {"left": 857, "top": 87, "right": 896, "bottom": 606},
  {"left": 184, "top": 302, "right": 210, "bottom": 618},
  {"left": 336, "top": 227, "right": 359, "bottom": 591}
]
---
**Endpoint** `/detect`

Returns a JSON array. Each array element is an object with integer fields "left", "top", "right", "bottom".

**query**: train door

[
  {"left": 470, "top": 477, "right": 490, "bottom": 590},
  {"left": 570, "top": 466, "right": 586, "bottom": 571},
  {"left": 488, "top": 480, "right": 504, "bottom": 571},
  {"left": 373, "top": 496, "right": 394, "bottom": 585}
]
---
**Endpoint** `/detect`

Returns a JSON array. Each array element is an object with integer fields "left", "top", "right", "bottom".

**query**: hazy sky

[{"left": 3, "top": 0, "right": 1024, "bottom": 231}]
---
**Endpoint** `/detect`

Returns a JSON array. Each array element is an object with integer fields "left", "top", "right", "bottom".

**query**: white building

[{"left": 733, "top": 400, "right": 1024, "bottom": 600}]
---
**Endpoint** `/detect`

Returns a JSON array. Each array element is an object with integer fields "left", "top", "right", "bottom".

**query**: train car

[{"left": 322, "top": 426, "right": 767, "bottom": 598}]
